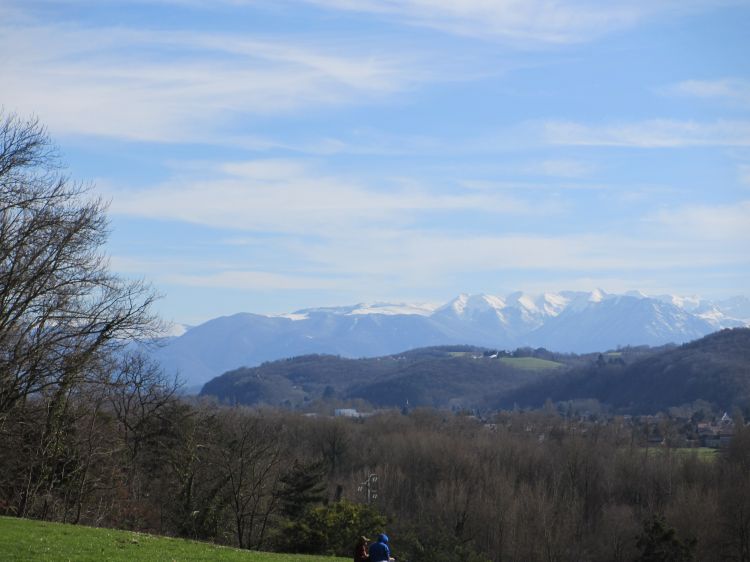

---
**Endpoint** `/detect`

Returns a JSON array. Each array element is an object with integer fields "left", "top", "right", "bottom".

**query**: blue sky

[{"left": 2, "top": 0, "right": 749, "bottom": 324}]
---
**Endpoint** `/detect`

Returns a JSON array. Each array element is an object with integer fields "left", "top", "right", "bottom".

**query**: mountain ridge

[{"left": 151, "top": 290, "right": 750, "bottom": 386}]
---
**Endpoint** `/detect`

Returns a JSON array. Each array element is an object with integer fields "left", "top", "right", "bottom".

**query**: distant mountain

[
  {"left": 150, "top": 290, "right": 750, "bottom": 387},
  {"left": 528, "top": 295, "right": 716, "bottom": 351},
  {"left": 499, "top": 328, "right": 750, "bottom": 413}
]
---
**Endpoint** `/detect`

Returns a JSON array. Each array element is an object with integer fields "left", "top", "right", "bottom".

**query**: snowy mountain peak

[
  {"left": 439, "top": 293, "right": 505, "bottom": 316},
  {"left": 538, "top": 292, "right": 570, "bottom": 316},
  {"left": 505, "top": 291, "right": 538, "bottom": 311}
]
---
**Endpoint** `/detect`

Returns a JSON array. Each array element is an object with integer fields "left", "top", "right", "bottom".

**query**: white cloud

[
  {"left": 648, "top": 200, "right": 750, "bottom": 242},
  {"left": 302, "top": 0, "right": 733, "bottom": 45},
  {"left": 663, "top": 78, "right": 750, "bottom": 106},
  {"left": 114, "top": 226, "right": 748, "bottom": 296},
  {"left": 0, "top": 21, "right": 420, "bottom": 142},
  {"left": 107, "top": 158, "right": 554, "bottom": 235},
  {"left": 543, "top": 119, "right": 750, "bottom": 147},
  {"left": 299, "top": 229, "right": 747, "bottom": 281}
]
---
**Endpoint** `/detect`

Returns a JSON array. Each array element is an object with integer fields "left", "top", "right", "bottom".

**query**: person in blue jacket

[{"left": 368, "top": 533, "right": 394, "bottom": 562}]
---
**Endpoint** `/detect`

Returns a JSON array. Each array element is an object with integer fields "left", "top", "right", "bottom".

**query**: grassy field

[
  {"left": 0, "top": 516, "right": 347, "bottom": 562},
  {"left": 644, "top": 446, "right": 718, "bottom": 460},
  {"left": 446, "top": 353, "right": 563, "bottom": 371},
  {"left": 498, "top": 357, "right": 562, "bottom": 370}
]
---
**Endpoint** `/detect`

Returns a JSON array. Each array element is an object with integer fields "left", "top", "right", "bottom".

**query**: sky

[{"left": 2, "top": 0, "right": 749, "bottom": 325}]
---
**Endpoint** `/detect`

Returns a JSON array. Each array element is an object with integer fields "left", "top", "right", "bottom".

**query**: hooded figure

[{"left": 368, "top": 533, "right": 392, "bottom": 562}]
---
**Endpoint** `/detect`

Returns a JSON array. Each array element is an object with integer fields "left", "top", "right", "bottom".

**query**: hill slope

[
  {"left": 200, "top": 346, "right": 573, "bottom": 409},
  {"left": 202, "top": 329, "right": 750, "bottom": 414},
  {"left": 0, "top": 516, "right": 346, "bottom": 562},
  {"left": 498, "top": 328, "right": 750, "bottom": 413}
]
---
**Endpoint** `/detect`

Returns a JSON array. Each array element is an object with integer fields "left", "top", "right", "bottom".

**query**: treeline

[{"left": 3, "top": 391, "right": 750, "bottom": 562}]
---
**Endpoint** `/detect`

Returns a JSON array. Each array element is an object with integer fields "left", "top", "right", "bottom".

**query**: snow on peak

[
  {"left": 285, "top": 302, "right": 438, "bottom": 318},
  {"left": 276, "top": 312, "right": 310, "bottom": 321},
  {"left": 265, "top": 291, "right": 748, "bottom": 328},
  {"left": 655, "top": 294, "right": 703, "bottom": 312},
  {"left": 538, "top": 292, "right": 570, "bottom": 316},
  {"left": 505, "top": 291, "right": 538, "bottom": 312},
  {"left": 441, "top": 293, "right": 469, "bottom": 315},
  {"left": 348, "top": 302, "right": 438, "bottom": 316},
  {"left": 439, "top": 293, "right": 505, "bottom": 316},
  {"left": 589, "top": 288, "right": 607, "bottom": 302}
]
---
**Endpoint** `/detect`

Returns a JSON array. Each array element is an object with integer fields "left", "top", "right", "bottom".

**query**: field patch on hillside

[{"left": 498, "top": 357, "right": 563, "bottom": 370}]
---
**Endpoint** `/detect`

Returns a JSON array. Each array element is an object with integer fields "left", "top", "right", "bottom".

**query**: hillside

[
  {"left": 0, "top": 516, "right": 346, "bottom": 562},
  {"left": 497, "top": 328, "right": 750, "bottom": 413},
  {"left": 201, "top": 330, "right": 750, "bottom": 414},
  {"left": 200, "top": 346, "right": 579, "bottom": 409}
]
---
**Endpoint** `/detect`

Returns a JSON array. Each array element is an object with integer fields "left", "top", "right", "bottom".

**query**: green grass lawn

[
  {"left": 0, "top": 516, "right": 347, "bottom": 562},
  {"left": 498, "top": 357, "right": 562, "bottom": 370}
]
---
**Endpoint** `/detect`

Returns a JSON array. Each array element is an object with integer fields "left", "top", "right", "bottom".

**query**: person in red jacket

[{"left": 354, "top": 535, "right": 370, "bottom": 562}]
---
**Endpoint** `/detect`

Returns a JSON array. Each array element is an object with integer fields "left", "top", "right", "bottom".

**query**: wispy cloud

[
  {"left": 662, "top": 78, "right": 750, "bottom": 107},
  {"left": 302, "top": 0, "right": 733, "bottom": 45},
  {"left": 543, "top": 119, "right": 750, "bottom": 147},
  {"left": 647, "top": 200, "right": 750, "bottom": 243},
  {"left": 0, "top": 21, "right": 422, "bottom": 142},
  {"left": 113, "top": 226, "right": 748, "bottom": 295},
  {"left": 298, "top": 226, "right": 748, "bottom": 282},
  {"left": 107, "top": 158, "right": 556, "bottom": 235}
]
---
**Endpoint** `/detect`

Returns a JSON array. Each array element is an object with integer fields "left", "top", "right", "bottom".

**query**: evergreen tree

[
  {"left": 636, "top": 516, "right": 696, "bottom": 562},
  {"left": 277, "top": 459, "right": 327, "bottom": 519}
]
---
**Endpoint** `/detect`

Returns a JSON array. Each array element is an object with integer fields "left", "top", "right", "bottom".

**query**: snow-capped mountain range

[{"left": 151, "top": 290, "right": 750, "bottom": 387}]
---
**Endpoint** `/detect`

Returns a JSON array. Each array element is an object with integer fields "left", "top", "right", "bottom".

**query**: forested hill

[
  {"left": 200, "top": 345, "right": 583, "bottom": 409},
  {"left": 499, "top": 328, "right": 750, "bottom": 413},
  {"left": 200, "top": 329, "right": 750, "bottom": 414}
]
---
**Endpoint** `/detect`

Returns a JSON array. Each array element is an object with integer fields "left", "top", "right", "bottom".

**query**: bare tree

[
  {"left": 109, "top": 352, "right": 179, "bottom": 493},
  {"left": 214, "top": 411, "right": 282, "bottom": 549},
  {"left": 0, "top": 111, "right": 161, "bottom": 518},
  {"left": 0, "top": 112, "right": 161, "bottom": 423}
]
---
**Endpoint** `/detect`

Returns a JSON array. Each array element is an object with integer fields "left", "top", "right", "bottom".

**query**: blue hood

[{"left": 377, "top": 533, "right": 389, "bottom": 544}]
